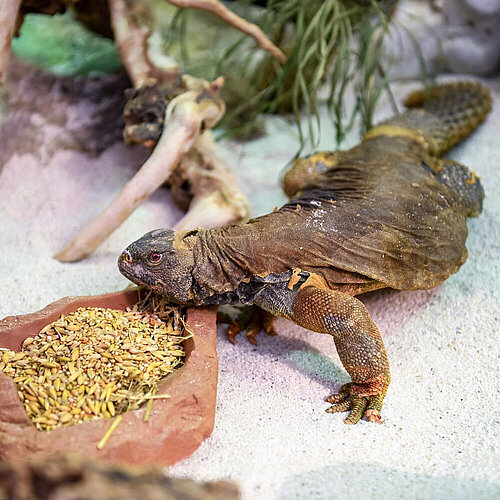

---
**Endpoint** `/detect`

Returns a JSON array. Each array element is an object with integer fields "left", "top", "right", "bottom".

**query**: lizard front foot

[
  {"left": 218, "top": 306, "right": 277, "bottom": 345},
  {"left": 325, "top": 378, "right": 388, "bottom": 425}
]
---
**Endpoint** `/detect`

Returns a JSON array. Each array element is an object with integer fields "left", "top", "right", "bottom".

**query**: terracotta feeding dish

[{"left": 0, "top": 290, "right": 218, "bottom": 466}]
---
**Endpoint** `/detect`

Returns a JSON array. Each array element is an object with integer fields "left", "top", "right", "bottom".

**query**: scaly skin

[
  {"left": 291, "top": 286, "right": 390, "bottom": 424},
  {"left": 367, "top": 81, "right": 492, "bottom": 156},
  {"left": 119, "top": 82, "right": 490, "bottom": 424}
]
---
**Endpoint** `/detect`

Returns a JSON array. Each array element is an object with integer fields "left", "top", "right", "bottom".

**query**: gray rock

[{"left": 385, "top": 0, "right": 500, "bottom": 77}]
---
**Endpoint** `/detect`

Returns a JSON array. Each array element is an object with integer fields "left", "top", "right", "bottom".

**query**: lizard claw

[
  {"left": 325, "top": 382, "right": 387, "bottom": 424},
  {"left": 218, "top": 306, "right": 277, "bottom": 345},
  {"left": 246, "top": 332, "right": 258, "bottom": 345},
  {"left": 364, "top": 408, "right": 383, "bottom": 423},
  {"left": 226, "top": 321, "right": 239, "bottom": 345}
]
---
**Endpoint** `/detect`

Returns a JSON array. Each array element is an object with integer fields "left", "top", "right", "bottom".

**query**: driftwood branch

[
  {"left": 108, "top": 0, "right": 154, "bottom": 86},
  {"left": 51, "top": 0, "right": 250, "bottom": 261},
  {"left": 0, "top": 0, "right": 22, "bottom": 85},
  {"left": 165, "top": 0, "right": 286, "bottom": 63},
  {"left": 173, "top": 131, "right": 250, "bottom": 230},
  {"left": 55, "top": 77, "right": 227, "bottom": 262},
  {"left": 109, "top": 0, "right": 181, "bottom": 86}
]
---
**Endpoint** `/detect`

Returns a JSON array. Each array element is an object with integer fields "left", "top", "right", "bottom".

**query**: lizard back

[{"left": 191, "top": 82, "right": 489, "bottom": 296}]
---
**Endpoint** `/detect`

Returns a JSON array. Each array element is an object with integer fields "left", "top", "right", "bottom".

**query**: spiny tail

[{"left": 376, "top": 82, "right": 492, "bottom": 156}]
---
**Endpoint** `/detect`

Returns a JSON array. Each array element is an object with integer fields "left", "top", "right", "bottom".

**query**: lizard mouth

[
  {"left": 117, "top": 254, "right": 148, "bottom": 287},
  {"left": 118, "top": 262, "right": 170, "bottom": 297}
]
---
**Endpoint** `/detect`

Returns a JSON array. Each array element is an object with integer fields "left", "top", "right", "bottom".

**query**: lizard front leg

[
  {"left": 291, "top": 285, "right": 390, "bottom": 424},
  {"left": 252, "top": 277, "right": 390, "bottom": 424}
]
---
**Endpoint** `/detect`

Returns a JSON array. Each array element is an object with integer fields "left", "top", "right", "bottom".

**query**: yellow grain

[
  {"left": 107, "top": 401, "right": 116, "bottom": 417},
  {"left": 48, "top": 387, "right": 58, "bottom": 400},
  {"left": 60, "top": 413, "right": 72, "bottom": 424},
  {"left": 88, "top": 383, "right": 98, "bottom": 396},
  {"left": 66, "top": 370, "right": 81, "bottom": 384}
]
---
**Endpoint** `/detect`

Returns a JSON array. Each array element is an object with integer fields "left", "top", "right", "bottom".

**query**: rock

[
  {"left": 0, "top": 59, "right": 134, "bottom": 170},
  {"left": 0, "top": 290, "right": 218, "bottom": 467},
  {"left": 385, "top": 0, "right": 500, "bottom": 77},
  {"left": 442, "top": 0, "right": 500, "bottom": 74}
]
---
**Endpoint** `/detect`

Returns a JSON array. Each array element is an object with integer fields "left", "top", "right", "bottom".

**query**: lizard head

[{"left": 118, "top": 228, "right": 195, "bottom": 304}]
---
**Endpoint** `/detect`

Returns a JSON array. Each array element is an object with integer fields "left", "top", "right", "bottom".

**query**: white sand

[{"left": 0, "top": 72, "right": 499, "bottom": 499}]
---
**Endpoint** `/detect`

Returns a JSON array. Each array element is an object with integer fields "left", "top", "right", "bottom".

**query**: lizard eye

[{"left": 148, "top": 252, "right": 163, "bottom": 264}]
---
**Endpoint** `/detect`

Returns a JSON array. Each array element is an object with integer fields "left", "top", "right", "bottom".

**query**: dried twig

[
  {"left": 97, "top": 415, "right": 123, "bottom": 450},
  {"left": 53, "top": 0, "right": 250, "bottom": 261},
  {"left": 55, "top": 77, "right": 227, "bottom": 262},
  {"left": 109, "top": 0, "right": 180, "bottom": 86},
  {"left": 0, "top": 0, "right": 22, "bottom": 84},
  {"left": 108, "top": 0, "right": 155, "bottom": 85},
  {"left": 165, "top": 0, "right": 286, "bottom": 63}
]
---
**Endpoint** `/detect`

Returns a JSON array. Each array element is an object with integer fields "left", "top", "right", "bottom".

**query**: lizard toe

[
  {"left": 226, "top": 321, "right": 240, "bottom": 345},
  {"left": 221, "top": 306, "right": 278, "bottom": 346},
  {"left": 262, "top": 311, "right": 278, "bottom": 336},
  {"left": 343, "top": 395, "right": 368, "bottom": 425},
  {"left": 325, "top": 382, "right": 387, "bottom": 425},
  {"left": 325, "top": 383, "right": 351, "bottom": 404}
]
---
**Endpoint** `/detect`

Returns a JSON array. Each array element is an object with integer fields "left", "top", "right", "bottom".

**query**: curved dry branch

[
  {"left": 55, "top": 79, "right": 226, "bottom": 262},
  {"left": 0, "top": 0, "right": 22, "bottom": 85},
  {"left": 173, "top": 131, "right": 250, "bottom": 230},
  {"left": 109, "top": 0, "right": 185, "bottom": 87},
  {"left": 165, "top": 0, "right": 286, "bottom": 63},
  {"left": 108, "top": 0, "right": 153, "bottom": 86},
  {"left": 54, "top": 1, "right": 250, "bottom": 262}
]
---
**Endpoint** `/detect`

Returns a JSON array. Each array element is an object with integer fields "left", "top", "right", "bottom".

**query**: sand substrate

[{"left": 0, "top": 62, "right": 498, "bottom": 498}]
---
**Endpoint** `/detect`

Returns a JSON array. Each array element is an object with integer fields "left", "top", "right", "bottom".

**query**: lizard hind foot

[
  {"left": 325, "top": 382, "right": 386, "bottom": 425},
  {"left": 218, "top": 306, "right": 277, "bottom": 345}
]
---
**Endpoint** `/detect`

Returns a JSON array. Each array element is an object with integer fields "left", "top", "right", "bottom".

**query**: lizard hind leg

[
  {"left": 435, "top": 158, "right": 485, "bottom": 217},
  {"left": 218, "top": 305, "right": 277, "bottom": 345},
  {"left": 291, "top": 285, "right": 390, "bottom": 424}
]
